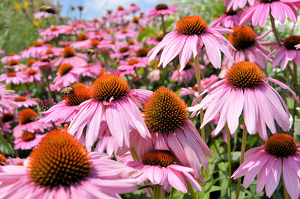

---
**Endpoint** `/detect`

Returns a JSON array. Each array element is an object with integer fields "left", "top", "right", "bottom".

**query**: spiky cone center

[
  {"left": 118, "top": 6, "right": 124, "bottom": 10},
  {"left": 78, "top": 34, "right": 88, "bottom": 41},
  {"left": 259, "top": 0, "right": 278, "bottom": 2},
  {"left": 28, "top": 130, "right": 91, "bottom": 188},
  {"left": 62, "top": 46, "right": 76, "bottom": 58},
  {"left": 45, "top": 49, "right": 54, "bottom": 55},
  {"left": 178, "top": 61, "right": 193, "bottom": 70},
  {"left": 121, "top": 29, "right": 128, "bottom": 34},
  {"left": 33, "top": 42, "right": 44, "bottom": 47},
  {"left": 128, "top": 59, "right": 139, "bottom": 65},
  {"left": 8, "top": 59, "right": 19, "bottom": 66},
  {"left": 26, "top": 59, "right": 36, "bottom": 67},
  {"left": 58, "top": 63, "right": 73, "bottom": 76},
  {"left": 14, "top": 96, "right": 26, "bottom": 102},
  {"left": 1, "top": 113, "right": 14, "bottom": 123},
  {"left": 264, "top": 134, "right": 298, "bottom": 157},
  {"left": 226, "top": 62, "right": 264, "bottom": 89},
  {"left": 136, "top": 48, "right": 149, "bottom": 57},
  {"left": 22, "top": 132, "right": 36, "bottom": 142},
  {"left": 119, "top": 47, "right": 130, "bottom": 53},
  {"left": 28, "top": 69, "right": 37, "bottom": 76},
  {"left": 51, "top": 27, "right": 58, "bottom": 31},
  {"left": 127, "top": 40, "right": 135, "bottom": 45},
  {"left": 64, "top": 86, "right": 91, "bottom": 106},
  {"left": 229, "top": 26, "right": 256, "bottom": 51},
  {"left": 8, "top": 53, "right": 16, "bottom": 56},
  {"left": 132, "top": 17, "right": 139, "bottom": 23},
  {"left": 155, "top": 4, "right": 168, "bottom": 10},
  {"left": 175, "top": 16, "right": 207, "bottom": 35},
  {"left": 225, "top": 8, "right": 237, "bottom": 16},
  {"left": 7, "top": 72, "right": 16, "bottom": 77},
  {"left": 91, "top": 74, "right": 129, "bottom": 102},
  {"left": 19, "top": 108, "right": 38, "bottom": 125},
  {"left": 283, "top": 36, "right": 300, "bottom": 50},
  {"left": 91, "top": 39, "right": 100, "bottom": 47},
  {"left": 142, "top": 150, "right": 175, "bottom": 167},
  {"left": 143, "top": 87, "right": 188, "bottom": 133},
  {"left": 38, "top": 99, "right": 56, "bottom": 112},
  {"left": 0, "top": 153, "right": 7, "bottom": 165}
]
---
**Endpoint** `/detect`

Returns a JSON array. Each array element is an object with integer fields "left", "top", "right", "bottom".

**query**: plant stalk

[
  {"left": 225, "top": 124, "right": 232, "bottom": 199},
  {"left": 153, "top": 184, "right": 162, "bottom": 199}
]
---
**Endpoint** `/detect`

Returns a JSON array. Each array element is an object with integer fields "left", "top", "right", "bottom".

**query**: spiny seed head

[
  {"left": 127, "top": 40, "right": 135, "bottom": 45},
  {"left": 22, "top": 132, "right": 36, "bottom": 142},
  {"left": 119, "top": 47, "right": 130, "bottom": 53},
  {"left": 19, "top": 109, "right": 38, "bottom": 125},
  {"left": 259, "top": 0, "right": 278, "bottom": 3},
  {"left": 7, "top": 72, "right": 16, "bottom": 77},
  {"left": 118, "top": 6, "right": 124, "bottom": 10},
  {"left": 14, "top": 96, "right": 26, "bottom": 102},
  {"left": 33, "top": 42, "right": 44, "bottom": 47},
  {"left": 229, "top": 26, "right": 256, "bottom": 51},
  {"left": 264, "top": 134, "right": 298, "bottom": 158},
  {"left": 0, "top": 153, "right": 7, "bottom": 165},
  {"left": 1, "top": 113, "right": 14, "bottom": 123},
  {"left": 179, "top": 61, "right": 193, "bottom": 70},
  {"left": 64, "top": 86, "right": 90, "bottom": 106},
  {"left": 45, "top": 49, "right": 54, "bottom": 55},
  {"left": 62, "top": 46, "right": 76, "bottom": 58},
  {"left": 155, "top": 4, "right": 168, "bottom": 10},
  {"left": 175, "top": 16, "right": 207, "bottom": 35},
  {"left": 91, "top": 74, "right": 129, "bottom": 102},
  {"left": 283, "top": 36, "right": 300, "bottom": 50},
  {"left": 136, "top": 48, "right": 149, "bottom": 57},
  {"left": 128, "top": 59, "right": 139, "bottom": 65},
  {"left": 91, "top": 39, "right": 100, "bottom": 46},
  {"left": 26, "top": 59, "right": 36, "bottom": 67},
  {"left": 28, "top": 69, "right": 37, "bottom": 76},
  {"left": 28, "top": 130, "right": 91, "bottom": 188},
  {"left": 143, "top": 87, "right": 188, "bottom": 133},
  {"left": 142, "top": 150, "right": 175, "bottom": 167},
  {"left": 226, "top": 62, "right": 264, "bottom": 89},
  {"left": 58, "top": 63, "right": 73, "bottom": 76},
  {"left": 224, "top": 8, "right": 237, "bottom": 15},
  {"left": 78, "top": 34, "right": 88, "bottom": 41},
  {"left": 8, "top": 59, "right": 19, "bottom": 66}
]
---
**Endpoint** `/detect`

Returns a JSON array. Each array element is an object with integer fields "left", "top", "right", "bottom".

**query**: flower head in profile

[
  {"left": 13, "top": 94, "right": 39, "bottom": 108},
  {"left": 127, "top": 150, "right": 204, "bottom": 193},
  {"left": 0, "top": 130, "right": 138, "bottom": 198},
  {"left": 4, "top": 59, "right": 26, "bottom": 72},
  {"left": 0, "top": 71, "right": 27, "bottom": 85},
  {"left": 239, "top": 0, "right": 299, "bottom": 27},
  {"left": 210, "top": 9, "right": 243, "bottom": 29},
  {"left": 68, "top": 74, "right": 152, "bottom": 150},
  {"left": 148, "top": 16, "right": 235, "bottom": 70},
  {"left": 223, "top": 25, "right": 271, "bottom": 69},
  {"left": 52, "top": 46, "right": 88, "bottom": 67},
  {"left": 139, "top": 87, "right": 212, "bottom": 179},
  {"left": 189, "top": 62, "right": 297, "bottom": 140},
  {"left": 14, "top": 132, "right": 45, "bottom": 150},
  {"left": 224, "top": 0, "right": 256, "bottom": 11},
  {"left": 232, "top": 134, "right": 300, "bottom": 199},
  {"left": 1, "top": 53, "right": 22, "bottom": 64},
  {"left": 0, "top": 83, "right": 17, "bottom": 113},
  {"left": 146, "top": 4, "right": 177, "bottom": 17},
  {"left": 267, "top": 35, "right": 300, "bottom": 70}
]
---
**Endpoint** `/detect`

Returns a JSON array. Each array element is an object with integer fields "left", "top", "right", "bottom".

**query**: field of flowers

[{"left": 0, "top": 0, "right": 299, "bottom": 198}]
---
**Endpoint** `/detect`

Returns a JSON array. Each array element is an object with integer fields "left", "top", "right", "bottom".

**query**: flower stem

[
  {"left": 292, "top": 61, "right": 298, "bottom": 137},
  {"left": 160, "top": 15, "right": 166, "bottom": 36},
  {"left": 130, "top": 148, "right": 140, "bottom": 161},
  {"left": 225, "top": 124, "right": 232, "bottom": 199},
  {"left": 45, "top": 75, "right": 52, "bottom": 99},
  {"left": 33, "top": 79, "right": 41, "bottom": 99},
  {"left": 186, "top": 180, "right": 197, "bottom": 199},
  {"left": 282, "top": 168, "right": 289, "bottom": 199},
  {"left": 235, "top": 123, "right": 248, "bottom": 199},
  {"left": 153, "top": 184, "right": 162, "bottom": 199},
  {"left": 269, "top": 13, "right": 282, "bottom": 47}
]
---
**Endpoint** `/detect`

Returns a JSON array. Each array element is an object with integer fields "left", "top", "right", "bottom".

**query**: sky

[{"left": 52, "top": 0, "right": 173, "bottom": 20}]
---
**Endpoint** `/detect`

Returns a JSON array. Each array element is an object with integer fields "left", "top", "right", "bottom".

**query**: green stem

[
  {"left": 130, "top": 148, "right": 140, "bottom": 161},
  {"left": 225, "top": 124, "right": 232, "bottom": 199},
  {"left": 235, "top": 123, "right": 248, "bottom": 199},
  {"left": 153, "top": 184, "right": 162, "bottom": 199},
  {"left": 282, "top": 166, "right": 289, "bottom": 199},
  {"left": 3, "top": 130, "right": 18, "bottom": 158},
  {"left": 270, "top": 13, "right": 282, "bottom": 47},
  {"left": 33, "top": 79, "right": 41, "bottom": 99},
  {"left": 160, "top": 15, "right": 166, "bottom": 36},
  {"left": 186, "top": 180, "right": 197, "bottom": 199},
  {"left": 45, "top": 75, "right": 52, "bottom": 99},
  {"left": 51, "top": 122, "right": 57, "bottom": 130},
  {"left": 292, "top": 61, "right": 298, "bottom": 137}
]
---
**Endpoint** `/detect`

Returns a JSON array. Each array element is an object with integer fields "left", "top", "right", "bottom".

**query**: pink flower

[
  {"left": 39, "top": 25, "right": 65, "bottom": 37},
  {"left": 210, "top": 9, "right": 243, "bottom": 28},
  {"left": 139, "top": 87, "right": 212, "bottom": 179},
  {"left": 53, "top": 63, "right": 87, "bottom": 89},
  {"left": 224, "top": 0, "right": 256, "bottom": 11},
  {"left": 239, "top": 0, "right": 299, "bottom": 27},
  {"left": 13, "top": 109, "right": 51, "bottom": 138},
  {"left": 118, "top": 57, "right": 149, "bottom": 72},
  {"left": 13, "top": 94, "right": 39, "bottom": 108},
  {"left": 0, "top": 130, "right": 138, "bottom": 199},
  {"left": 0, "top": 83, "right": 17, "bottom": 113},
  {"left": 189, "top": 62, "right": 297, "bottom": 140},
  {"left": 3, "top": 59, "right": 26, "bottom": 72},
  {"left": 0, "top": 49, "right": 5, "bottom": 56},
  {"left": 223, "top": 26, "right": 272, "bottom": 69},
  {"left": 22, "top": 41, "right": 50, "bottom": 58},
  {"left": 33, "top": 11, "right": 54, "bottom": 19},
  {"left": 14, "top": 132, "right": 45, "bottom": 150},
  {"left": 179, "top": 75, "right": 219, "bottom": 97},
  {"left": 52, "top": 46, "right": 88, "bottom": 67},
  {"left": 1, "top": 53, "right": 22, "bottom": 64},
  {"left": 38, "top": 47, "right": 63, "bottom": 59},
  {"left": 148, "top": 16, "right": 235, "bottom": 70},
  {"left": 115, "top": 29, "right": 137, "bottom": 40},
  {"left": 70, "top": 33, "right": 91, "bottom": 50},
  {"left": 111, "top": 46, "right": 134, "bottom": 59},
  {"left": 126, "top": 3, "right": 140, "bottom": 13},
  {"left": 26, "top": 67, "right": 42, "bottom": 83},
  {"left": 149, "top": 69, "right": 160, "bottom": 82},
  {"left": 127, "top": 150, "right": 204, "bottom": 193},
  {"left": 113, "top": 6, "right": 128, "bottom": 18},
  {"left": 39, "top": 85, "right": 91, "bottom": 123},
  {"left": 68, "top": 74, "right": 152, "bottom": 149},
  {"left": 171, "top": 61, "right": 205, "bottom": 84},
  {"left": 0, "top": 71, "right": 27, "bottom": 85},
  {"left": 267, "top": 35, "right": 300, "bottom": 70},
  {"left": 232, "top": 134, "right": 300, "bottom": 199},
  {"left": 146, "top": 4, "right": 177, "bottom": 17},
  {"left": 0, "top": 110, "right": 17, "bottom": 133}
]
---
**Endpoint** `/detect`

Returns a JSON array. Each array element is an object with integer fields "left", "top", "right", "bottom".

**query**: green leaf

[
  {"left": 137, "top": 28, "right": 151, "bottom": 42},
  {"left": 0, "top": 133, "right": 14, "bottom": 157}
]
